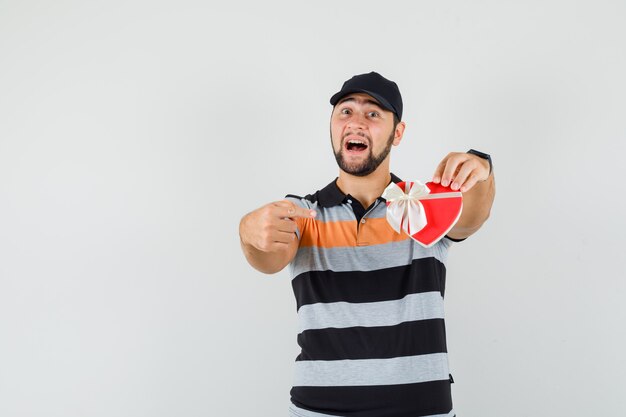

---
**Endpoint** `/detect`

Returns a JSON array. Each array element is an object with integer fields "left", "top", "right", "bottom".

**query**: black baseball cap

[{"left": 330, "top": 71, "right": 403, "bottom": 120}]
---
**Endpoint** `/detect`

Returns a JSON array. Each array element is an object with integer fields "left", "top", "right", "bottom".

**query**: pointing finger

[
  {"left": 277, "top": 200, "right": 317, "bottom": 219},
  {"left": 285, "top": 205, "right": 317, "bottom": 219}
]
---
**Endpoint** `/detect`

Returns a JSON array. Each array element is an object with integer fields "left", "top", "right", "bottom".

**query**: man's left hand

[{"left": 431, "top": 152, "right": 490, "bottom": 193}]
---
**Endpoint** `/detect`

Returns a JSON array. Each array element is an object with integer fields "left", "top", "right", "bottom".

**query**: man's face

[{"left": 330, "top": 92, "right": 402, "bottom": 177}]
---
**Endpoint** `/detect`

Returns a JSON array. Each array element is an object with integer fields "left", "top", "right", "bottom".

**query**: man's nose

[{"left": 347, "top": 113, "right": 367, "bottom": 129}]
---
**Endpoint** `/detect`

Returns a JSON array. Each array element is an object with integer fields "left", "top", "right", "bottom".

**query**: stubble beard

[{"left": 332, "top": 130, "right": 395, "bottom": 177}]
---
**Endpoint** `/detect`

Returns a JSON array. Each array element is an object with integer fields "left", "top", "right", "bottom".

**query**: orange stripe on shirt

[{"left": 299, "top": 217, "right": 410, "bottom": 248}]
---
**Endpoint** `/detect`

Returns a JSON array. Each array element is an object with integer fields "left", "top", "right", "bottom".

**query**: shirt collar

[{"left": 316, "top": 172, "right": 403, "bottom": 208}]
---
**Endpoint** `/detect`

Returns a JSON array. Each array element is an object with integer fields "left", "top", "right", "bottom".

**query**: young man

[{"left": 239, "top": 72, "right": 495, "bottom": 417}]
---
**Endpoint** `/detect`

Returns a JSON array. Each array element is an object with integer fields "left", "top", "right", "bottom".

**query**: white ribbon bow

[{"left": 381, "top": 180, "right": 462, "bottom": 236}]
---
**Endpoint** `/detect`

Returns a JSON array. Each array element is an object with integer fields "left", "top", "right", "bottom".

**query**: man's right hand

[{"left": 239, "top": 200, "right": 317, "bottom": 253}]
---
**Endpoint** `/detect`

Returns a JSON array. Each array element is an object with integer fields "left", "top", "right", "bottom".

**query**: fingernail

[
  {"left": 460, "top": 186, "right": 467, "bottom": 192},
  {"left": 433, "top": 176, "right": 440, "bottom": 183},
  {"left": 451, "top": 182, "right": 459, "bottom": 190},
  {"left": 442, "top": 180, "right": 449, "bottom": 187}
]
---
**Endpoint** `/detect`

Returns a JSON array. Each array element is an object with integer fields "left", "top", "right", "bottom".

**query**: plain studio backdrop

[{"left": 1, "top": 1, "right": 625, "bottom": 416}]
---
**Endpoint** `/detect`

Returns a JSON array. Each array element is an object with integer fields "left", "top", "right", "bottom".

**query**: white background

[{"left": 1, "top": 1, "right": 625, "bottom": 416}]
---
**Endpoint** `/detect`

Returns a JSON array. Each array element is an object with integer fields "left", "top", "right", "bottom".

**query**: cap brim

[{"left": 330, "top": 89, "right": 396, "bottom": 116}]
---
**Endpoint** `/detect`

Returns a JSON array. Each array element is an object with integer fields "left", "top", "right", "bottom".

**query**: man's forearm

[
  {"left": 455, "top": 173, "right": 496, "bottom": 232},
  {"left": 239, "top": 237, "right": 292, "bottom": 275}
]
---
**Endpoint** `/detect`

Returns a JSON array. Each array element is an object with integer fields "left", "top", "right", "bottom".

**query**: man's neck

[{"left": 336, "top": 165, "right": 392, "bottom": 209}]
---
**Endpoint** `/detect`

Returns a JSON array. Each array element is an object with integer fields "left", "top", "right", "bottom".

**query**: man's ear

[{"left": 393, "top": 121, "right": 406, "bottom": 146}]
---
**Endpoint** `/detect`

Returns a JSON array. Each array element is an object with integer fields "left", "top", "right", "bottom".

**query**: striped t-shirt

[{"left": 284, "top": 172, "right": 463, "bottom": 417}]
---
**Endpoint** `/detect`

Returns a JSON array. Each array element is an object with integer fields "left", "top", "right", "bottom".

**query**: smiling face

[{"left": 330, "top": 92, "right": 405, "bottom": 177}]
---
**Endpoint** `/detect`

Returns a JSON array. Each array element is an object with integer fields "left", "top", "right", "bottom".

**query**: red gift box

[{"left": 383, "top": 181, "right": 463, "bottom": 248}]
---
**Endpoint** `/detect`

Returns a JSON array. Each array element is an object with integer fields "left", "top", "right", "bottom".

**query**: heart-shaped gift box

[{"left": 382, "top": 180, "right": 463, "bottom": 248}]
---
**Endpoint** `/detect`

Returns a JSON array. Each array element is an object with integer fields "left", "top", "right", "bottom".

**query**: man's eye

[
  {"left": 341, "top": 108, "right": 351, "bottom": 114},
  {"left": 368, "top": 111, "right": 379, "bottom": 117}
]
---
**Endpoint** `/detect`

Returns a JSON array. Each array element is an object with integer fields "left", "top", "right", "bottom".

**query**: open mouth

[{"left": 345, "top": 139, "right": 369, "bottom": 153}]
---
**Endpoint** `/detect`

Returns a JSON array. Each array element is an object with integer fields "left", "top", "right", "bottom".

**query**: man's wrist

[{"left": 467, "top": 149, "right": 492, "bottom": 176}]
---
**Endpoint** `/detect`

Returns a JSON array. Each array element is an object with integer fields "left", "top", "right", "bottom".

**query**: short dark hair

[{"left": 393, "top": 114, "right": 400, "bottom": 129}]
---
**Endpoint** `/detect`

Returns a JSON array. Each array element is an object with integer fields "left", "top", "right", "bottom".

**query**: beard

[{"left": 332, "top": 130, "right": 395, "bottom": 177}]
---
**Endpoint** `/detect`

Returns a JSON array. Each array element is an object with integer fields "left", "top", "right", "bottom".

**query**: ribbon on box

[{"left": 381, "top": 180, "right": 463, "bottom": 246}]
